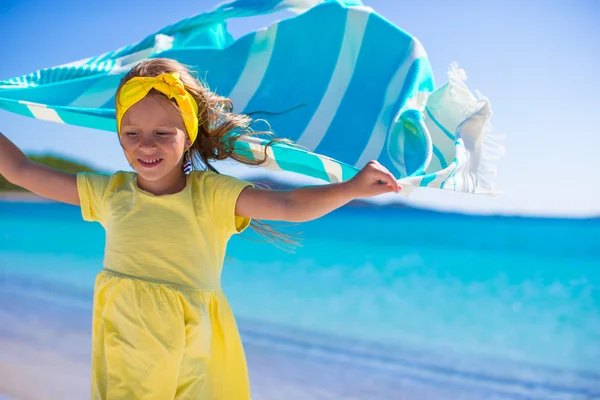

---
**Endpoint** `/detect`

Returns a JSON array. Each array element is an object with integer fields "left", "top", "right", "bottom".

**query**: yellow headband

[{"left": 116, "top": 72, "right": 199, "bottom": 146}]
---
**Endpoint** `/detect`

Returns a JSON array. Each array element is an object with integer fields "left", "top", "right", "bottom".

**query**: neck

[{"left": 136, "top": 169, "right": 188, "bottom": 195}]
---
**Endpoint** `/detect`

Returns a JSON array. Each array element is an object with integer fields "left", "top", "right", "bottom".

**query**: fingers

[
  {"left": 384, "top": 182, "right": 402, "bottom": 194},
  {"left": 371, "top": 165, "right": 401, "bottom": 193},
  {"left": 373, "top": 181, "right": 400, "bottom": 196},
  {"left": 358, "top": 160, "right": 402, "bottom": 196}
]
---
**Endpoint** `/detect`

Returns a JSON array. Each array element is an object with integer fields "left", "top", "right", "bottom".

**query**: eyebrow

[
  {"left": 120, "top": 124, "right": 178, "bottom": 131},
  {"left": 119, "top": 124, "right": 142, "bottom": 132}
]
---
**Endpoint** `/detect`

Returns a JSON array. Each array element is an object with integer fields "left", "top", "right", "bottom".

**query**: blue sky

[{"left": 1, "top": 0, "right": 598, "bottom": 217}]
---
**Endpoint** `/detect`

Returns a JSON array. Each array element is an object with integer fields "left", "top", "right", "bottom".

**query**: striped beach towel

[{"left": 0, "top": 0, "right": 504, "bottom": 194}]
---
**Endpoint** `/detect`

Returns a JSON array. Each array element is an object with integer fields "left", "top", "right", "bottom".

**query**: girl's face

[{"left": 119, "top": 95, "right": 192, "bottom": 191}]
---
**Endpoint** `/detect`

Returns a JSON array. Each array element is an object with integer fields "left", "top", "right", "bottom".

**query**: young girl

[{"left": 0, "top": 58, "right": 401, "bottom": 399}]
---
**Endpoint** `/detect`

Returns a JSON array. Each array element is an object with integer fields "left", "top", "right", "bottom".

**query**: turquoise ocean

[{"left": 0, "top": 201, "right": 599, "bottom": 399}]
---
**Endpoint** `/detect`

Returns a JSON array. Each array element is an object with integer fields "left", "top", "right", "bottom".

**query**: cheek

[
  {"left": 166, "top": 142, "right": 186, "bottom": 159},
  {"left": 118, "top": 137, "right": 142, "bottom": 165},
  {"left": 154, "top": 136, "right": 186, "bottom": 161},
  {"left": 168, "top": 133, "right": 188, "bottom": 152},
  {"left": 119, "top": 137, "right": 136, "bottom": 155},
  {"left": 119, "top": 133, "right": 135, "bottom": 147}
]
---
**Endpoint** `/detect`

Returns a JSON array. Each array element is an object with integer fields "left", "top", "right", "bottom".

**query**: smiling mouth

[{"left": 138, "top": 158, "right": 163, "bottom": 168}]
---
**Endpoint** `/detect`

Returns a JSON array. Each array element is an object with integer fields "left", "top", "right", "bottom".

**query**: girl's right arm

[{"left": 0, "top": 132, "right": 79, "bottom": 205}]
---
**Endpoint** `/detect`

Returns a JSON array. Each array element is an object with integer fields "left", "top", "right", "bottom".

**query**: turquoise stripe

[
  {"left": 86, "top": 55, "right": 100, "bottom": 66},
  {"left": 441, "top": 139, "right": 464, "bottom": 189},
  {"left": 73, "top": 74, "right": 124, "bottom": 109},
  {"left": 398, "top": 108, "right": 430, "bottom": 177},
  {"left": 432, "top": 144, "right": 448, "bottom": 169},
  {"left": 237, "top": 137, "right": 359, "bottom": 184},
  {"left": 0, "top": 76, "right": 100, "bottom": 105},
  {"left": 55, "top": 107, "right": 116, "bottom": 132},
  {"left": 425, "top": 106, "right": 455, "bottom": 141},
  {"left": 241, "top": 2, "right": 346, "bottom": 139},
  {"left": 0, "top": 99, "right": 35, "bottom": 119},
  {"left": 0, "top": 0, "right": 492, "bottom": 194},
  {"left": 272, "top": 145, "right": 330, "bottom": 182},
  {"left": 317, "top": 10, "right": 414, "bottom": 165},
  {"left": 234, "top": 139, "right": 335, "bottom": 183},
  {"left": 340, "top": 163, "right": 359, "bottom": 181},
  {"left": 440, "top": 157, "right": 458, "bottom": 190},
  {"left": 233, "top": 141, "right": 256, "bottom": 162},
  {"left": 159, "top": 33, "right": 252, "bottom": 98},
  {"left": 417, "top": 60, "right": 435, "bottom": 91},
  {"left": 419, "top": 173, "right": 437, "bottom": 187}
]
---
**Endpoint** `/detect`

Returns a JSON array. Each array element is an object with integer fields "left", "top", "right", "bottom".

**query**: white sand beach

[{"left": 1, "top": 309, "right": 596, "bottom": 400}]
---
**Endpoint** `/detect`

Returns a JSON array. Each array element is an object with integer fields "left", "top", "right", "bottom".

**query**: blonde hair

[{"left": 116, "top": 58, "right": 299, "bottom": 251}]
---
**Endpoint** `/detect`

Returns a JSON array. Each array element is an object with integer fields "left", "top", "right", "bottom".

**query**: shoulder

[
  {"left": 77, "top": 170, "right": 135, "bottom": 195},
  {"left": 109, "top": 171, "right": 136, "bottom": 187},
  {"left": 189, "top": 170, "right": 253, "bottom": 210},
  {"left": 79, "top": 169, "right": 134, "bottom": 182},
  {"left": 190, "top": 170, "right": 253, "bottom": 192},
  {"left": 76, "top": 171, "right": 135, "bottom": 223},
  {"left": 189, "top": 171, "right": 254, "bottom": 234}
]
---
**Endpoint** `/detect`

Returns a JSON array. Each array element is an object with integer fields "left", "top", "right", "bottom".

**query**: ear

[{"left": 185, "top": 136, "right": 192, "bottom": 149}]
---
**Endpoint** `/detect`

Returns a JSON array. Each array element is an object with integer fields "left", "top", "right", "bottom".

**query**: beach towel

[{"left": 0, "top": 0, "right": 504, "bottom": 194}]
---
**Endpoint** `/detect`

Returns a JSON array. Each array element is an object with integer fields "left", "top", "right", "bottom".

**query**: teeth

[{"left": 141, "top": 158, "right": 160, "bottom": 163}]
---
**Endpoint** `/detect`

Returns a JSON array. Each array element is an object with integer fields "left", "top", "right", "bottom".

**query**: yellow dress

[{"left": 77, "top": 170, "right": 253, "bottom": 399}]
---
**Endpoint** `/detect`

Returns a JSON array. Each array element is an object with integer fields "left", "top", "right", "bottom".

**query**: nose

[{"left": 138, "top": 133, "right": 157, "bottom": 151}]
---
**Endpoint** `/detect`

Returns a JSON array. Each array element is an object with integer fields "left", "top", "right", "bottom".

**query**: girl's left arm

[{"left": 235, "top": 160, "right": 401, "bottom": 222}]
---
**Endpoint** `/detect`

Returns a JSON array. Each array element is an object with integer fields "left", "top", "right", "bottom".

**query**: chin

[
  {"left": 135, "top": 171, "right": 164, "bottom": 181},
  {"left": 134, "top": 165, "right": 173, "bottom": 181}
]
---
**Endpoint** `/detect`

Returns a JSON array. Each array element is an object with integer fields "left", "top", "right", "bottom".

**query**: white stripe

[
  {"left": 355, "top": 39, "right": 427, "bottom": 168},
  {"left": 296, "top": 7, "right": 371, "bottom": 150},
  {"left": 246, "top": 139, "right": 282, "bottom": 171},
  {"left": 19, "top": 101, "right": 65, "bottom": 124},
  {"left": 349, "top": 5, "right": 375, "bottom": 12},
  {"left": 319, "top": 156, "right": 343, "bottom": 183},
  {"left": 397, "top": 175, "right": 422, "bottom": 194},
  {"left": 279, "top": 0, "right": 325, "bottom": 14},
  {"left": 0, "top": 81, "right": 26, "bottom": 88},
  {"left": 450, "top": 139, "right": 471, "bottom": 190},
  {"left": 69, "top": 75, "right": 122, "bottom": 108},
  {"left": 69, "top": 85, "right": 118, "bottom": 108},
  {"left": 57, "top": 55, "right": 96, "bottom": 68},
  {"left": 228, "top": 25, "right": 278, "bottom": 113},
  {"left": 108, "top": 34, "right": 175, "bottom": 76},
  {"left": 68, "top": 35, "right": 175, "bottom": 107},
  {"left": 247, "top": 141, "right": 265, "bottom": 161},
  {"left": 427, "top": 169, "right": 451, "bottom": 188},
  {"left": 392, "top": 120, "right": 407, "bottom": 176},
  {"left": 439, "top": 160, "right": 459, "bottom": 190}
]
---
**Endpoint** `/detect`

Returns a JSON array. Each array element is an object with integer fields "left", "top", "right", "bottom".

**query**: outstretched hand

[
  {"left": 235, "top": 160, "right": 402, "bottom": 223},
  {"left": 345, "top": 160, "right": 402, "bottom": 199}
]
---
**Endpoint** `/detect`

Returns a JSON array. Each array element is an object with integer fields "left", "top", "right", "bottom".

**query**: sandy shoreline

[
  {"left": 0, "top": 270, "right": 598, "bottom": 399},
  {"left": 0, "top": 339, "right": 89, "bottom": 400},
  {"left": 1, "top": 319, "right": 597, "bottom": 400},
  {"left": 0, "top": 335, "right": 443, "bottom": 400}
]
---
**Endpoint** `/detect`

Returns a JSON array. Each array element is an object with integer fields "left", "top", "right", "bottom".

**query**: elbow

[
  {"left": 284, "top": 210, "right": 314, "bottom": 224},
  {"left": 3, "top": 168, "right": 20, "bottom": 186},
  {"left": 287, "top": 215, "right": 310, "bottom": 223},
  {"left": 3, "top": 162, "right": 27, "bottom": 186}
]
